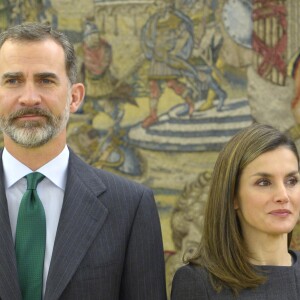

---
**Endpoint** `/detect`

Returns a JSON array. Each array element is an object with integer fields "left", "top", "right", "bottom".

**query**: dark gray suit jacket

[{"left": 0, "top": 149, "right": 167, "bottom": 300}]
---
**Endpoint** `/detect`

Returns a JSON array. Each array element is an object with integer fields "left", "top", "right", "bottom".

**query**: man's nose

[{"left": 18, "top": 83, "right": 41, "bottom": 106}]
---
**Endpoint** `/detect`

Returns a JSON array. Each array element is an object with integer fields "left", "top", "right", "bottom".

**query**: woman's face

[{"left": 234, "top": 146, "right": 300, "bottom": 242}]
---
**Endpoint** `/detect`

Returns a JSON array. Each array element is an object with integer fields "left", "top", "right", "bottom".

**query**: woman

[{"left": 171, "top": 123, "right": 300, "bottom": 299}]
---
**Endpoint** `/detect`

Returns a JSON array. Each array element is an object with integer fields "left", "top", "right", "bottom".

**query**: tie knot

[{"left": 26, "top": 172, "right": 45, "bottom": 190}]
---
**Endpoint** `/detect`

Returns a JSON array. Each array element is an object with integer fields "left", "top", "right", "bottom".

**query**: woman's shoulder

[
  {"left": 290, "top": 249, "right": 300, "bottom": 266},
  {"left": 290, "top": 249, "right": 300, "bottom": 257},
  {"left": 174, "top": 263, "right": 208, "bottom": 280},
  {"left": 171, "top": 263, "right": 210, "bottom": 300}
]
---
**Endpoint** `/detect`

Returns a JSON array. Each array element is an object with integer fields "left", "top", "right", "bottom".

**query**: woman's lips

[{"left": 269, "top": 209, "right": 291, "bottom": 217}]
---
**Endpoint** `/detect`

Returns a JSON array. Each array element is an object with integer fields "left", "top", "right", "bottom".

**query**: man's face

[{"left": 0, "top": 39, "right": 74, "bottom": 148}]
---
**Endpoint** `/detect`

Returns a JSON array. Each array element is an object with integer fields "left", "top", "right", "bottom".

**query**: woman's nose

[{"left": 274, "top": 183, "right": 289, "bottom": 203}]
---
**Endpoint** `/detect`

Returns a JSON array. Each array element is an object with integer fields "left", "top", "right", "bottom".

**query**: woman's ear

[
  {"left": 234, "top": 197, "right": 239, "bottom": 210},
  {"left": 69, "top": 83, "right": 85, "bottom": 113}
]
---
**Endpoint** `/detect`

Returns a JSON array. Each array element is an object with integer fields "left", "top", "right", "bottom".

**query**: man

[{"left": 0, "top": 23, "right": 166, "bottom": 300}]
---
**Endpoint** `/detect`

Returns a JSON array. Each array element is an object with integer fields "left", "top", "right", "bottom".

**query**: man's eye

[
  {"left": 6, "top": 78, "right": 19, "bottom": 84},
  {"left": 40, "top": 79, "right": 53, "bottom": 84}
]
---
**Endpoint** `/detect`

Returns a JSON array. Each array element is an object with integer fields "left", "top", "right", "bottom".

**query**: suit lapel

[
  {"left": 0, "top": 153, "right": 22, "bottom": 300},
  {"left": 44, "top": 151, "right": 108, "bottom": 300}
]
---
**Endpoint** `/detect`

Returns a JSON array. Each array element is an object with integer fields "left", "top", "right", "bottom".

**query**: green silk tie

[{"left": 15, "top": 172, "right": 46, "bottom": 300}]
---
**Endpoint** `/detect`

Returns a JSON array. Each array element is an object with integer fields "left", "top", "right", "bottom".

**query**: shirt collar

[{"left": 3, "top": 146, "right": 69, "bottom": 190}]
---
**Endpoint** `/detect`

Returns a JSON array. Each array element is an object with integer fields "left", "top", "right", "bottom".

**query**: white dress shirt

[{"left": 3, "top": 146, "right": 69, "bottom": 295}]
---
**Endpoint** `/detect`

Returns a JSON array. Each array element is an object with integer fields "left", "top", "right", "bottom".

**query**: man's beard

[{"left": 0, "top": 101, "right": 70, "bottom": 148}]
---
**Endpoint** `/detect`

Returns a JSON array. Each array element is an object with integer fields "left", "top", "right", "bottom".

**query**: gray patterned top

[{"left": 171, "top": 250, "right": 300, "bottom": 300}]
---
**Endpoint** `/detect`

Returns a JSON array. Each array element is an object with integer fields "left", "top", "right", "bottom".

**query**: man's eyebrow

[
  {"left": 1, "top": 72, "right": 60, "bottom": 80},
  {"left": 34, "top": 72, "right": 59, "bottom": 80},
  {"left": 1, "top": 72, "right": 23, "bottom": 79}
]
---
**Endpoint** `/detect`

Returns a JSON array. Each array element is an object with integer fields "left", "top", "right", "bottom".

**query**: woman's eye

[
  {"left": 256, "top": 179, "right": 270, "bottom": 186},
  {"left": 286, "top": 177, "right": 299, "bottom": 186}
]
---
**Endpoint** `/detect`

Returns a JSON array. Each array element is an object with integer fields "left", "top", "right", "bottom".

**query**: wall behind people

[{"left": 1, "top": 0, "right": 300, "bottom": 298}]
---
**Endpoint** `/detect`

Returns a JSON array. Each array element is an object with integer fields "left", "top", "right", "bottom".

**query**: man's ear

[{"left": 69, "top": 83, "right": 85, "bottom": 113}]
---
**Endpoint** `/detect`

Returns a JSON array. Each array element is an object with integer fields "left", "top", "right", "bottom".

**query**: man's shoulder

[{"left": 69, "top": 148, "right": 150, "bottom": 193}]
